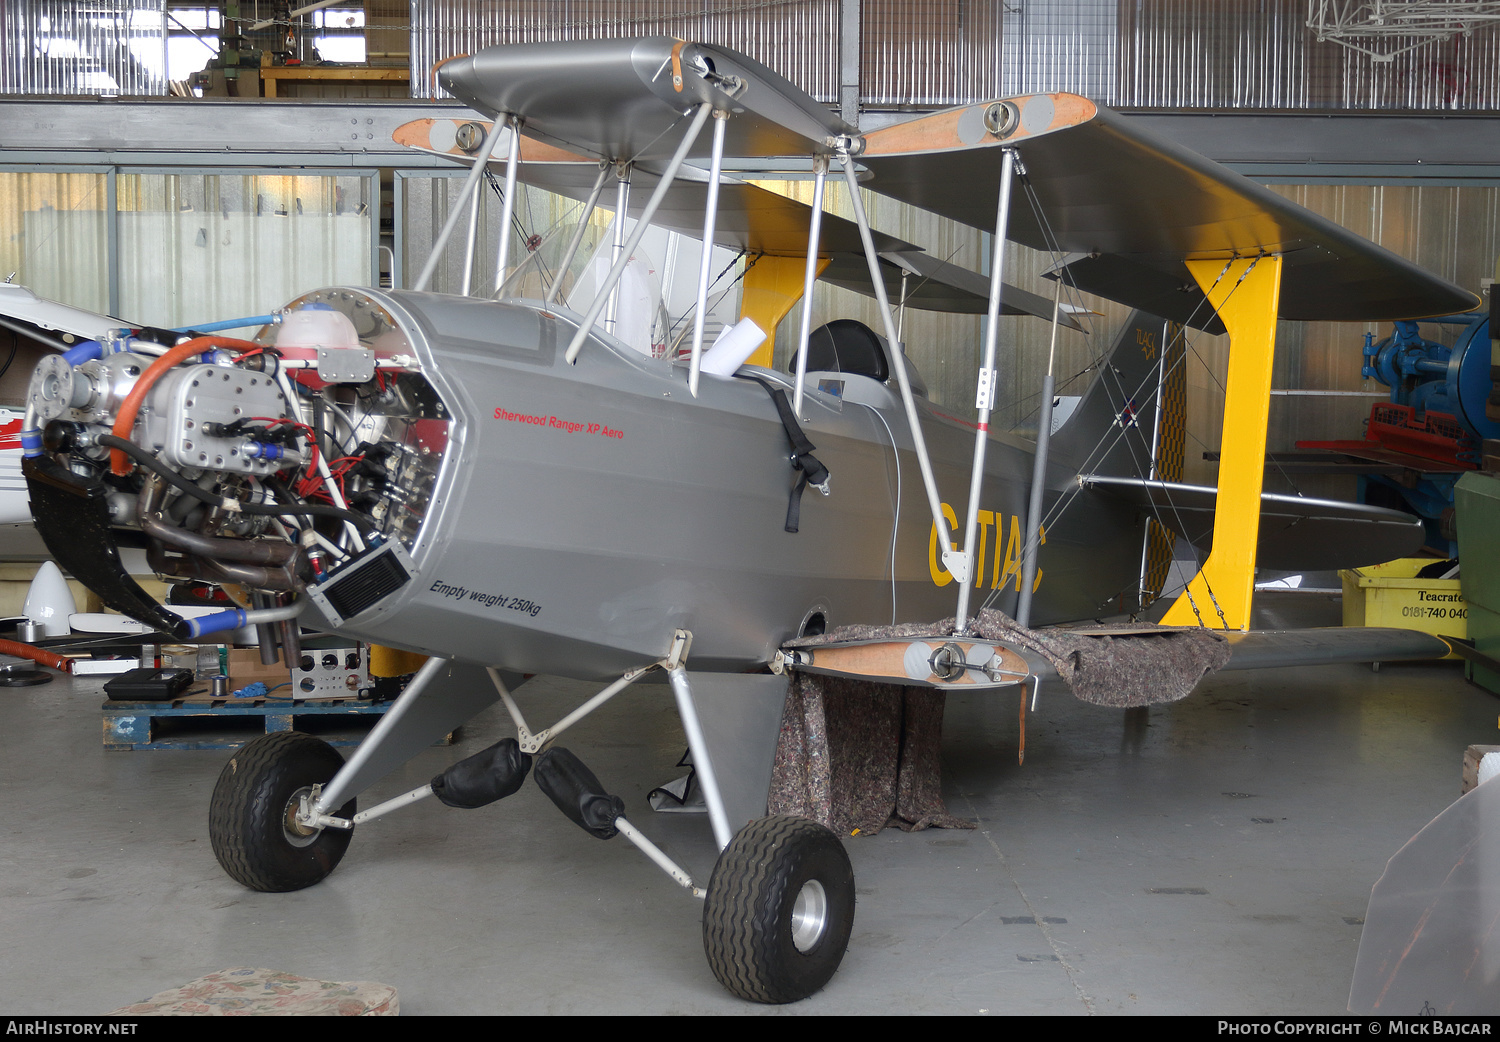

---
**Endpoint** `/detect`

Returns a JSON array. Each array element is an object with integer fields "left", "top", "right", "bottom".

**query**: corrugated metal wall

[
  {"left": 6, "top": 1, "right": 1498, "bottom": 111},
  {"left": 1117, "top": 0, "right": 1500, "bottom": 111},
  {"left": 1001, "top": 0, "right": 1115, "bottom": 100},
  {"left": 1, "top": 0, "right": 167, "bottom": 96},
  {"left": 860, "top": 0, "right": 1002, "bottom": 106},
  {"left": 408, "top": 1, "right": 1500, "bottom": 111},
  {"left": 1117, "top": 0, "right": 1313, "bottom": 109}
]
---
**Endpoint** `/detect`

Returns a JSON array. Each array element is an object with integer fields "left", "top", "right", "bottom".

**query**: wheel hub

[
  {"left": 283, "top": 785, "right": 322, "bottom": 847},
  {"left": 790, "top": 879, "right": 829, "bottom": 952}
]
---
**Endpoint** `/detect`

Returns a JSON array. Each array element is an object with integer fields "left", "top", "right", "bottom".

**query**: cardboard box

[{"left": 226, "top": 647, "right": 294, "bottom": 694}]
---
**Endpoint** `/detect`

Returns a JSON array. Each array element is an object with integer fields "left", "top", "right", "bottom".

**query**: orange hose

[
  {"left": 0, "top": 638, "right": 72, "bottom": 673},
  {"left": 109, "top": 337, "right": 262, "bottom": 476}
]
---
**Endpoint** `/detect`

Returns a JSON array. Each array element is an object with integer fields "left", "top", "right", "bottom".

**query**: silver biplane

[{"left": 14, "top": 38, "right": 1478, "bottom": 1003}]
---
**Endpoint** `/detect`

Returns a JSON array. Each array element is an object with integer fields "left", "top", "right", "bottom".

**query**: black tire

[
  {"left": 702, "top": 815, "right": 855, "bottom": 1003},
  {"left": 209, "top": 731, "right": 355, "bottom": 893}
]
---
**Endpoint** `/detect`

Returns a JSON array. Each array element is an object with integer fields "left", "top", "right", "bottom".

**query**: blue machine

[
  {"left": 1357, "top": 313, "right": 1494, "bottom": 556},
  {"left": 1362, "top": 315, "right": 1497, "bottom": 446}
]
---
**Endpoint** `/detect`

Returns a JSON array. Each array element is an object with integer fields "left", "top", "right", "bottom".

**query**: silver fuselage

[{"left": 325, "top": 290, "right": 1146, "bottom": 679}]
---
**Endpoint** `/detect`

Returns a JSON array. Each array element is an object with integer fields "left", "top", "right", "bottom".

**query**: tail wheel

[
  {"left": 702, "top": 815, "right": 855, "bottom": 1003},
  {"left": 209, "top": 731, "right": 355, "bottom": 893}
]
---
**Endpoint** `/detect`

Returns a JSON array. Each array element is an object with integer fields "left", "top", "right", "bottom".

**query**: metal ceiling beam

[
  {"left": 1, "top": 98, "right": 1498, "bottom": 181},
  {"left": 0, "top": 98, "right": 473, "bottom": 167}
]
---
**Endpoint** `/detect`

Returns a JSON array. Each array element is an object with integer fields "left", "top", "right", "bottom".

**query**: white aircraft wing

[{"left": 0, "top": 283, "right": 123, "bottom": 347}]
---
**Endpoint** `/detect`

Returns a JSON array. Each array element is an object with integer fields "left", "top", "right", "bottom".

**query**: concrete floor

[{"left": 1, "top": 591, "right": 1494, "bottom": 1015}]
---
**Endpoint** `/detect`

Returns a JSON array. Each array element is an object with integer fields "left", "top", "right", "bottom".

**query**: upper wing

[
  {"left": 425, "top": 39, "right": 1477, "bottom": 327},
  {"left": 436, "top": 37, "right": 851, "bottom": 163},
  {"left": 859, "top": 96, "right": 1481, "bottom": 326}
]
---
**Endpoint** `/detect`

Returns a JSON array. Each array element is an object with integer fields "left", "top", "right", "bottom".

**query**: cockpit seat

[{"left": 794, "top": 319, "right": 890, "bottom": 382}]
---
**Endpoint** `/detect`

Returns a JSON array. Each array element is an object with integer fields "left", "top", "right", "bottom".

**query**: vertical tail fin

[
  {"left": 1049, "top": 310, "right": 1185, "bottom": 482},
  {"left": 1048, "top": 310, "right": 1188, "bottom": 608}
]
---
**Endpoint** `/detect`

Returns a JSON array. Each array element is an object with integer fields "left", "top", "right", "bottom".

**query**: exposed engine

[{"left": 22, "top": 288, "right": 451, "bottom": 661}]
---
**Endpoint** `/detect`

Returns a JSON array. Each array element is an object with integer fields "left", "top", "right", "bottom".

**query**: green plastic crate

[{"left": 1456, "top": 472, "right": 1500, "bottom": 691}]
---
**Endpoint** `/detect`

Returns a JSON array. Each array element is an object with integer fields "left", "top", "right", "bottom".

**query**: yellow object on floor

[
  {"left": 369, "top": 644, "right": 428, "bottom": 677},
  {"left": 1341, "top": 558, "right": 1467, "bottom": 649}
]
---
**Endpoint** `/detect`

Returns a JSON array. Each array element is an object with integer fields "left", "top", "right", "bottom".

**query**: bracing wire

[
  {"left": 484, "top": 169, "right": 554, "bottom": 289},
  {"left": 969, "top": 165, "right": 1270, "bottom": 628}
]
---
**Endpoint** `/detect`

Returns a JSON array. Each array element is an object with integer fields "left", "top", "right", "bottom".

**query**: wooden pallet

[{"left": 101, "top": 691, "right": 406, "bottom": 751}]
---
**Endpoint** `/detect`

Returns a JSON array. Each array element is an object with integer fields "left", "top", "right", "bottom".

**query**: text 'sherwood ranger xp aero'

[{"left": 14, "top": 39, "right": 1477, "bottom": 1003}]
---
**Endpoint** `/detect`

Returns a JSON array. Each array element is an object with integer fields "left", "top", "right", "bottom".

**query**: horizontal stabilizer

[
  {"left": 1082, "top": 476, "right": 1426, "bottom": 571},
  {"left": 1019, "top": 626, "right": 1447, "bottom": 686},
  {"left": 1219, "top": 627, "right": 1451, "bottom": 670}
]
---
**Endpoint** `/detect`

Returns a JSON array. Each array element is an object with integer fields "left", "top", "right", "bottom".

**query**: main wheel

[
  {"left": 209, "top": 731, "right": 355, "bottom": 893},
  {"left": 702, "top": 815, "right": 855, "bottom": 1003}
]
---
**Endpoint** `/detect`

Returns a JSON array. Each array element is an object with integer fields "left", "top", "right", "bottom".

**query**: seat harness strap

[{"left": 738, "top": 374, "right": 831, "bottom": 533}]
